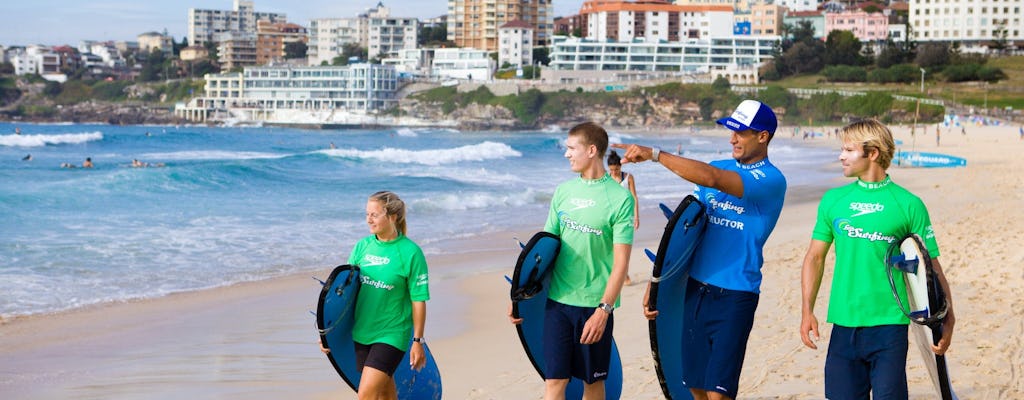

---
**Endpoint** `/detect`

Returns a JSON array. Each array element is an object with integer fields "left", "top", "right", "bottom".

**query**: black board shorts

[{"left": 354, "top": 342, "right": 406, "bottom": 377}]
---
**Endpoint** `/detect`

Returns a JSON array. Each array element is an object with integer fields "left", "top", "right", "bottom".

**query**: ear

[
  {"left": 588, "top": 144, "right": 598, "bottom": 158},
  {"left": 758, "top": 130, "right": 771, "bottom": 144},
  {"left": 866, "top": 146, "right": 881, "bottom": 162}
]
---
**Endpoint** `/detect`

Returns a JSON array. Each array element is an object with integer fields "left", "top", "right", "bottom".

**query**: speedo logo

[
  {"left": 726, "top": 120, "right": 741, "bottom": 129},
  {"left": 361, "top": 276, "right": 395, "bottom": 291},
  {"left": 593, "top": 371, "right": 608, "bottom": 378},
  {"left": 415, "top": 273, "right": 428, "bottom": 287},
  {"left": 834, "top": 219, "right": 896, "bottom": 243},
  {"left": 849, "top": 202, "right": 884, "bottom": 217},
  {"left": 706, "top": 194, "right": 745, "bottom": 215},
  {"left": 361, "top": 254, "right": 390, "bottom": 266},
  {"left": 568, "top": 198, "right": 596, "bottom": 211},
  {"left": 557, "top": 211, "right": 603, "bottom": 236}
]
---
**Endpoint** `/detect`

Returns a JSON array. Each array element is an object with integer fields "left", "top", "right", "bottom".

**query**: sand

[{"left": 2, "top": 123, "right": 1023, "bottom": 399}]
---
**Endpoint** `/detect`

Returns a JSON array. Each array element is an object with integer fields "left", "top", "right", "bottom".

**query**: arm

[
  {"left": 611, "top": 143, "right": 746, "bottom": 198},
  {"left": 409, "top": 301, "right": 427, "bottom": 370},
  {"left": 800, "top": 239, "right": 831, "bottom": 350},
  {"left": 930, "top": 258, "right": 955, "bottom": 355},
  {"left": 627, "top": 174, "right": 640, "bottom": 230},
  {"left": 580, "top": 243, "right": 631, "bottom": 344}
]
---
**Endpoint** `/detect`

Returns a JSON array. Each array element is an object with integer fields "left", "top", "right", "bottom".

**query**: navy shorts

[
  {"left": 825, "top": 324, "right": 909, "bottom": 400},
  {"left": 354, "top": 341, "right": 405, "bottom": 377},
  {"left": 682, "top": 277, "right": 759, "bottom": 399},
  {"left": 542, "top": 299, "right": 614, "bottom": 384}
]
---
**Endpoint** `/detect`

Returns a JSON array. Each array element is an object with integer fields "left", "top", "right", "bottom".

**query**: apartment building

[
  {"left": 217, "top": 32, "right": 258, "bottom": 70},
  {"left": 447, "top": 0, "right": 553, "bottom": 51},
  {"left": 188, "top": 0, "right": 287, "bottom": 46},
  {"left": 775, "top": 0, "right": 821, "bottom": 12},
  {"left": 499, "top": 20, "right": 534, "bottom": 68},
  {"left": 256, "top": 21, "right": 308, "bottom": 65},
  {"left": 579, "top": 0, "right": 734, "bottom": 42},
  {"left": 825, "top": 10, "right": 889, "bottom": 42},
  {"left": 909, "top": 0, "right": 1022, "bottom": 49},
  {"left": 735, "top": 3, "right": 785, "bottom": 36},
  {"left": 308, "top": 2, "right": 418, "bottom": 65}
]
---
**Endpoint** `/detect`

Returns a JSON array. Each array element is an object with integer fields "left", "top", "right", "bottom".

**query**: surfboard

[
  {"left": 895, "top": 151, "right": 967, "bottom": 168},
  {"left": 886, "top": 234, "right": 957, "bottom": 400},
  {"left": 645, "top": 195, "right": 707, "bottom": 400},
  {"left": 509, "top": 231, "right": 623, "bottom": 399},
  {"left": 316, "top": 264, "right": 442, "bottom": 399}
]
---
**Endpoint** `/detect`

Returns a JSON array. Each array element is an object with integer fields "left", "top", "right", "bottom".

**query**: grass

[{"left": 768, "top": 55, "right": 1024, "bottom": 110}]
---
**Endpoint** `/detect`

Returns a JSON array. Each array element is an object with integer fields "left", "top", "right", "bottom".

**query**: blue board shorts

[
  {"left": 543, "top": 299, "right": 614, "bottom": 384},
  {"left": 682, "top": 277, "right": 759, "bottom": 399},
  {"left": 825, "top": 324, "right": 909, "bottom": 400}
]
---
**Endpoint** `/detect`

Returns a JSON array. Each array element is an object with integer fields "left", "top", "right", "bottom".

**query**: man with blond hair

[{"left": 800, "top": 119, "right": 956, "bottom": 399}]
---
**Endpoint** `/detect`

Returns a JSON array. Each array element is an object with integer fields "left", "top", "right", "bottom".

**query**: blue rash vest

[{"left": 688, "top": 158, "right": 787, "bottom": 294}]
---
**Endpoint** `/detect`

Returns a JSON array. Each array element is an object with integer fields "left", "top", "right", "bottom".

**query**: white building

[
  {"left": 431, "top": 48, "right": 495, "bottom": 81},
  {"left": 909, "top": 0, "right": 1022, "bottom": 51},
  {"left": 188, "top": 0, "right": 287, "bottom": 46},
  {"left": 138, "top": 32, "right": 174, "bottom": 55},
  {"left": 549, "top": 35, "right": 778, "bottom": 73},
  {"left": 175, "top": 63, "right": 399, "bottom": 122},
  {"left": 78, "top": 41, "right": 126, "bottom": 68},
  {"left": 381, "top": 48, "right": 433, "bottom": 76},
  {"left": 499, "top": 20, "right": 534, "bottom": 69},
  {"left": 308, "top": 2, "right": 418, "bottom": 65},
  {"left": 775, "top": 0, "right": 821, "bottom": 12}
]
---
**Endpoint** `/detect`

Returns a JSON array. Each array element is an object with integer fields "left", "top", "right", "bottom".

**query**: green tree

[
  {"left": 533, "top": 47, "right": 550, "bottom": 66},
  {"left": 332, "top": 43, "right": 367, "bottom": 65},
  {"left": 284, "top": 41, "right": 308, "bottom": 59},
  {"left": 711, "top": 76, "right": 731, "bottom": 94},
  {"left": 914, "top": 43, "right": 950, "bottom": 68},
  {"left": 824, "top": 30, "right": 864, "bottom": 66}
]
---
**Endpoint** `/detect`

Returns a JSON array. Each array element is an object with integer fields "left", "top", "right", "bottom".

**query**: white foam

[
  {"left": 0, "top": 131, "right": 104, "bottom": 147},
  {"left": 411, "top": 189, "right": 540, "bottom": 212},
  {"left": 141, "top": 150, "right": 287, "bottom": 161},
  {"left": 325, "top": 141, "right": 522, "bottom": 166},
  {"left": 394, "top": 166, "right": 522, "bottom": 186}
]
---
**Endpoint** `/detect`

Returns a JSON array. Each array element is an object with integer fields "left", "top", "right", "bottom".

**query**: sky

[{"left": 0, "top": 0, "right": 582, "bottom": 47}]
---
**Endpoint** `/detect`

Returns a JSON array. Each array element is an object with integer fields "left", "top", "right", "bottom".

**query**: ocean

[{"left": 0, "top": 122, "right": 836, "bottom": 318}]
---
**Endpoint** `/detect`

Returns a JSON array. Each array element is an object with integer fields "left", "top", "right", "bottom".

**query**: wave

[
  {"left": 395, "top": 128, "right": 418, "bottom": 137},
  {"left": 0, "top": 131, "right": 103, "bottom": 147},
  {"left": 411, "top": 188, "right": 543, "bottom": 212},
  {"left": 394, "top": 167, "right": 522, "bottom": 186},
  {"left": 324, "top": 141, "right": 522, "bottom": 166},
  {"left": 140, "top": 150, "right": 288, "bottom": 161}
]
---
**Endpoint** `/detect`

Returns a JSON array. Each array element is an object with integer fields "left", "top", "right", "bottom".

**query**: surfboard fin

[
  {"left": 504, "top": 275, "right": 513, "bottom": 285},
  {"left": 645, "top": 249, "right": 656, "bottom": 263},
  {"left": 312, "top": 276, "right": 326, "bottom": 286},
  {"left": 659, "top": 203, "right": 673, "bottom": 220}
]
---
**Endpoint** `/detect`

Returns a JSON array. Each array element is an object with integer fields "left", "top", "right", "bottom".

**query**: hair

[
  {"left": 839, "top": 119, "right": 896, "bottom": 170},
  {"left": 369, "top": 191, "right": 407, "bottom": 235},
  {"left": 607, "top": 150, "right": 621, "bottom": 166},
  {"left": 568, "top": 122, "right": 609, "bottom": 158}
]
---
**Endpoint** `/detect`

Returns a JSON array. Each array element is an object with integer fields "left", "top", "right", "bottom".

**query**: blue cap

[{"left": 716, "top": 100, "right": 778, "bottom": 136}]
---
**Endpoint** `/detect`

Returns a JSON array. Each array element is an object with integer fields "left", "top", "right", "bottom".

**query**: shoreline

[{"left": 3, "top": 124, "right": 1023, "bottom": 398}]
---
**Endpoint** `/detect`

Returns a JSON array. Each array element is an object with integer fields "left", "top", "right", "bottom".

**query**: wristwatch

[
  {"left": 412, "top": 337, "right": 425, "bottom": 343},
  {"left": 597, "top": 303, "right": 614, "bottom": 314},
  {"left": 650, "top": 147, "right": 661, "bottom": 163}
]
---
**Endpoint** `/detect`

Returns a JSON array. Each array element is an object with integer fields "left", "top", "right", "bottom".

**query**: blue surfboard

[
  {"left": 316, "top": 264, "right": 442, "bottom": 399},
  {"left": 646, "top": 195, "right": 707, "bottom": 400},
  {"left": 886, "top": 234, "right": 957, "bottom": 400},
  {"left": 895, "top": 151, "right": 966, "bottom": 168},
  {"left": 510, "top": 232, "right": 623, "bottom": 399}
]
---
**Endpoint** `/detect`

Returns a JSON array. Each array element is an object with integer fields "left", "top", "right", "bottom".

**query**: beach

[{"left": 2, "top": 123, "right": 1023, "bottom": 399}]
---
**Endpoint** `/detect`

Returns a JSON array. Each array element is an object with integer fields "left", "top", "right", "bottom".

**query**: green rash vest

[
  {"left": 544, "top": 174, "right": 635, "bottom": 308},
  {"left": 811, "top": 176, "right": 939, "bottom": 327},
  {"left": 347, "top": 233, "right": 430, "bottom": 351}
]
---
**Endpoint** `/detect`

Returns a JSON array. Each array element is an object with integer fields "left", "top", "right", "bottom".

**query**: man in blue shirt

[{"left": 614, "top": 99, "right": 787, "bottom": 400}]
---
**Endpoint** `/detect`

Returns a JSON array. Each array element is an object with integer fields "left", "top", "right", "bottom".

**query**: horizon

[{"left": 0, "top": 0, "right": 581, "bottom": 47}]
